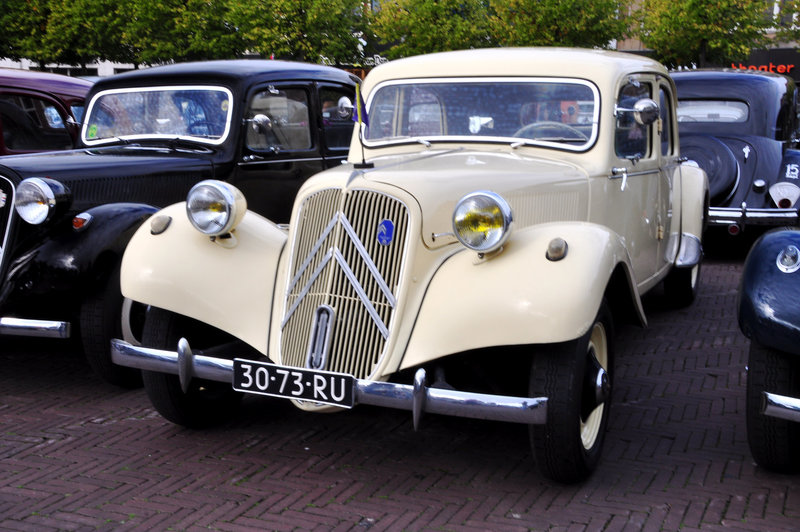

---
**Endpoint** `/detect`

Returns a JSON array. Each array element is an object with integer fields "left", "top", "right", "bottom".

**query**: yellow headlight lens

[
  {"left": 186, "top": 180, "right": 247, "bottom": 236},
  {"left": 452, "top": 191, "right": 512, "bottom": 252}
]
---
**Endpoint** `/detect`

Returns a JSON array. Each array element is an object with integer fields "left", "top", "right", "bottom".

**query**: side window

[
  {"left": 319, "top": 86, "right": 355, "bottom": 151},
  {"left": 246, "top": 87, "right": 311, "bottom": 153},
  {"left": 615, "top": 82, "right": 651, "bottom": 159},
  {"left": 659, "top": 87, "right": 673, "bottom": 156},
  {"left": 0, "top": 93, "right": 72, "bottom": 152}
]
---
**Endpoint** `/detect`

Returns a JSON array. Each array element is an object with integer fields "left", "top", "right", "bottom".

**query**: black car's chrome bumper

[
  {"left": 0, "top": 317, "right": 71, "bottom": 338},
  {"left": 708, "top": 203, "right": 799, "bottom": 229},
  {"left": 763, "top": 392, "right": 800, "bottom": 423},
  {"left": 111, "top": 338, "right": 549, "bottom": 428}
]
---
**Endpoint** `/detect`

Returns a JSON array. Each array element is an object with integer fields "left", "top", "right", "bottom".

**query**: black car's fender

[
  {"left": 738, "top": 227, "right": 800, "bottom": 355},
  {"left": 2, "top": 202, "right": 157, "bottom": 305}
]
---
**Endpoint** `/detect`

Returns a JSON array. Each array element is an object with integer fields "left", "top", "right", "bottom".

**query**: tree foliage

[
  {"left": 491, "top": 0, "right": 633, "bottom": 48},
  {"left": 639, "top": 0, "right": 774, "bottom": 67}
]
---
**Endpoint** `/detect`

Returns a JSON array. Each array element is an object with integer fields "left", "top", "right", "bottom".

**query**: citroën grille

[{"left": 280, "top": 188, "right": 409, "bottom": 379}]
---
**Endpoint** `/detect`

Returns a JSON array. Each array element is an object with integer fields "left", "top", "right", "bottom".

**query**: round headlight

[
  {"left": 186, "top": 180, "right": 247, "bottom": 236},
  {"left": 15, "top": 177, "right": 68, "bottom": 225},
  {"left": 452, "top": 191, "right": 512, "bottom": 253}
]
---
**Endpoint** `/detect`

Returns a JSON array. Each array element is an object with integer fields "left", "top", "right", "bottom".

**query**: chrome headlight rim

[
  {"left": 452, "top": 190, "right": 513, "bottom": 253},
  {"left": 185, "top": 179, "right": 246, "bottom": 236},
  {"left": 14, "top": 177, "right": 60, "bottom": 225}
]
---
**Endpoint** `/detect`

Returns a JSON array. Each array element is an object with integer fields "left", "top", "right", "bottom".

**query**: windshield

[
  {"left": 364, "top": 77, "right": 599, "bottom": 151},
  {"left": 82, "top": 85, "right": 233, "bottom": 145},
  {"left": 677, "top": 99, "right": 749, "bottom": 123}
]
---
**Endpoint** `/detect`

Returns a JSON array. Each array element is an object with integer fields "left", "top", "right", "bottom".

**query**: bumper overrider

[
  {"left": 763, "top": 392, "right": 800, "bottom": 423},
  {"left": 111, "top": 338, "right": 549, "bottom": 429}
]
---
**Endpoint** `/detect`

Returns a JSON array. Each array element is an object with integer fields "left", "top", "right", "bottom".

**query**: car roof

[
  {"left": 672, "top": 68, "right": 795, "bottom": 101},
  {"left": 0, "top": 68, "right": 93, "bottom": 99},
  {"left": 361, "top": 47, "right": 669, "bottom": 94},
  {"left": 89, "top": 59, "right": 360, "bottom": 97}
]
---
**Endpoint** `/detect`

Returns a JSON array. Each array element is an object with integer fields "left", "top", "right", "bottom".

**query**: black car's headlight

[
  {"left": 186, "top": 180, "right": 247, "bottom": 236},
  {"left": 452, "top": 191, "right": 513, "bottom": 253},
  {"left": 15, "top": 177, "right": 70, "bottom": 225}
]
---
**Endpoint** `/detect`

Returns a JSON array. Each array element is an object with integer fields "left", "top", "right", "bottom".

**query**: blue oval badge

[{"left": 377, "top": 219, "right": 394, "bottom": 246}]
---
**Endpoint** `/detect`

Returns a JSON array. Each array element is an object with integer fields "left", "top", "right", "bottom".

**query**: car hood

[
  {"left": 0, "top": 146, "right": 215, "bottom": 212},
  {"left": 313, "top": 147, "right": 590, "bottom": 248}
]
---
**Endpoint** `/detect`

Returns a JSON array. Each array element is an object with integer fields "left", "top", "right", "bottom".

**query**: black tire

[
  {"left": 79, "top": 264, "right": 143, "bottom": 388},
  {"left": 529, "top": 302, "right": 614, "bottom": 483},
  {"left": 746, "top": 342, "right": 800, "bottom": 472},
  {"left": 141, "top": 307, "right": 241, "bottom": 428},
  {"left": 663, "top": 262, "right": 701, "bottom": 308}
]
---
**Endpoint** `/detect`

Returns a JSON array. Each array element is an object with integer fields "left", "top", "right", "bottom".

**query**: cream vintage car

[{"left": 111, "top": 48, "right": 708, "bottom": 483}]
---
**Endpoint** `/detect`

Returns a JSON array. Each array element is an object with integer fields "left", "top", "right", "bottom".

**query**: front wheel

[
  {"left": 746, "top": 342, "right": 800, "bottom": 471},
  {"left": 141, "top": 307, "right": 242, "bottom": 428},
  {"left": 529, "top": 302, "right": 614, "bottom": 483}
]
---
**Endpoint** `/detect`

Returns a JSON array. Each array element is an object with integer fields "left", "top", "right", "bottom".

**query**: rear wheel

[
  {"left": 141, "top": 307, "right": 242, "bottom": 428},
  {"left": 80, "top": 264, "right": 143, "bottom": 388},
  {"left": 663, "top": 262, "right": 701, "bottom": 308},
  {"left": 529, "top": 302, "right": 613, "bottom": 483},
  {"left": 746, "top": 342, "right": 800, "bottom": 471}
]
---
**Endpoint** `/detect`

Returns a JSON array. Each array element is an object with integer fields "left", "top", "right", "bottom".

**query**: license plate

[{"left": 233, "top": 359, "right": 355, "bottom": 408}]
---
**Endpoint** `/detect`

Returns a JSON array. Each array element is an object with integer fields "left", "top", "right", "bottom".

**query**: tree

[
  {"left": 370, "top": 0, "right": 496, "bottom": 59},
  {"left": 491, "top": 0, "right": 633, "bottom": 48},
  {"left": 638, "top": 0, "right": 774, "bottom": 68},
  {"left": 1, "top": 0, "right": 53, "bottom": 67},
  {"left": 227, "top": 0, "right": 366, "bottom": 64}
]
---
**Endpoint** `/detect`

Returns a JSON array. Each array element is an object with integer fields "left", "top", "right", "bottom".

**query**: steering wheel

[
  {"left": 187, "top": 120, "right": 217, "bottom": 135},
  {"left": 513, "top": 121, "right": 588, "bottom": 141}
]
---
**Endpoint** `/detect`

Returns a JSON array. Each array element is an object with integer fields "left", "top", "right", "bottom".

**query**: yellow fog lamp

[
  {"left": 186, "top": 180, "right": 247, "bottom": 237},
  {"left": 452, "top": 191, "right": 512, "bottom": 253}
]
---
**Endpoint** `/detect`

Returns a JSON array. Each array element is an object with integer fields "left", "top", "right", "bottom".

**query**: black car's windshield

[
  {"left": 82, "top": 85, "right": 233, "bottom": 145},
  {"left": 364, "top": 77, "right": 599, "bottom": 151}
]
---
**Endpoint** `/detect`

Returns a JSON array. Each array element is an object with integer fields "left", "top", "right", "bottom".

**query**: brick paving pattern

[{"left": 1, "top": 252, "right": 800, "bottom": 530}]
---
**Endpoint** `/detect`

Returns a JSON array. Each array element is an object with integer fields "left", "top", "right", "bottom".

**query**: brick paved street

[{"left": 1, "top": 249, "right": 799, "bottom": 530}]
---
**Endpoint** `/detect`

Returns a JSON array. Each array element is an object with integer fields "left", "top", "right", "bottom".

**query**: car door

[
  {"left": 234, "top": 83, "right": 325, "bottom": 223},
  {"left": 657, "top": 81, "right": 678, "bottom": 275},
  {"left": 613, "top": 76, "right": 663, "bottom": 287},
  {"left": 0, "top": 90, "right": 75, "bottom": 155}
]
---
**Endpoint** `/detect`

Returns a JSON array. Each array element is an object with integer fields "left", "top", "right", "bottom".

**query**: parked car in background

[
  {"left": 110, "top": 48, "right": 708, "bottom": 483},
  {"left": 738, "top": 227, "right": 800, "bottom": 471},
  {"left": 0, "top": 68, "right": 92, "bottom": 155},
  {"left": 0, "top": 60, "right": 359, "bottom": 387},
  {"left": 672, "top": 69, "right": 800, "bottom": 235}
]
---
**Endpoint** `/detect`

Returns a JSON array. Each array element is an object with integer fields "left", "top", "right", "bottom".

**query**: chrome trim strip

[
  {"left": 111, "top": 339, "right": 548, "bottom": 425},
  {"left": 340, "top": 213, "right": 396, "bottom": 307},
  {"left": 286, "top": 214, "right": 339, "bottom": 293},
  {"left": 333, "top": 248, "right": 390, "bottom": 339},
  {"left": 763, "top": 392, "right": 800, "bottom": 423},
  {"left": 282, "top": 247, "right": 334, "bottom": 327},
  {"left": 0, "top": 317, "right": 71, "bottom": 339}
]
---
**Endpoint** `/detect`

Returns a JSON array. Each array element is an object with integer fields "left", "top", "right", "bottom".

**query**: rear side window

[
  {"left": 319, "top": 86, "right": 355, "bottom": 151},
  {"left": 0, "top": 93, "right": 72, "bottom": 152}
]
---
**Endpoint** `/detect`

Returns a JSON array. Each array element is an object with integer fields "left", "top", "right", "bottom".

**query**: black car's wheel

[
  {"left": 746, "top": 342, "right": 800, "bottom": 471},
  {"left": 80, "top": 265, "right": 143, "bottom": 388},
  {"left": 663, "top": 262, "right": 701, "bottom": 308},
  {"left": 529, "top": 302, "right": 614, "bottom": 483},
  {"left": 141, "top": 306, "right": 241, "bottom": 428}
]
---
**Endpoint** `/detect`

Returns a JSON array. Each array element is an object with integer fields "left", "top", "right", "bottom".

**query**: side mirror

[{"left": 615, "top": 98, "right": 660, "bottom": 126}]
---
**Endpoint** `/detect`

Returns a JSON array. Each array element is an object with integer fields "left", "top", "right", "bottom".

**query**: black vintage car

[
  {"left": 673, "top": 69, "right": 800, "bottom": 235},
  {"left": 738, "top": 227, "right": 800, "bottom": 471},
  {"left": 0, "top": 59, "right": 359, "bottom": 386}
]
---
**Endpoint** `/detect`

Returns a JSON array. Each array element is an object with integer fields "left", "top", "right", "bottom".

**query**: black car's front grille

[{"left": 280, "top": 188, "right": 409, "bottom": 379}]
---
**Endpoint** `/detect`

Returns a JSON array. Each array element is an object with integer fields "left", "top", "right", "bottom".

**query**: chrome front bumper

[
  {"left": 763, "top": 392, "right": 800, "bottom": 423},
  {"left": 0, "top": 317, "right": 71, "bottom": 339},
  {"left": 111, "top": 339, "right": 548, "bottom": 429}
]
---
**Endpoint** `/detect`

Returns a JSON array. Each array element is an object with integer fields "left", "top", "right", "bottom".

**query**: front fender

[
  {"left": 1, "top": 203, "right": 156, "bottom": 305},
  {"left": 402, "top": 222, "right": 642, "bottom": 370},
  {"left": 120, "top": 203, "right": 287, "bottom": 353},
  {"left": 738, "top": 228, "right": 800, "bottom": 355}
]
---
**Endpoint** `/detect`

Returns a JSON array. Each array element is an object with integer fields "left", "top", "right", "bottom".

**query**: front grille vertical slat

[{"left": 281, "top": 188, "right": 409, "bottom": 380}]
